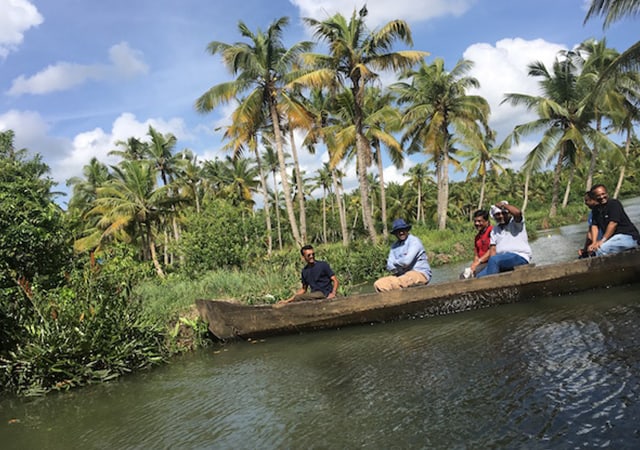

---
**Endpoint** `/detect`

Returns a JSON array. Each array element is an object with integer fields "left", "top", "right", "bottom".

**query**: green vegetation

[{"left": 2, "top": 2, "right": 640, "bottom": 396}]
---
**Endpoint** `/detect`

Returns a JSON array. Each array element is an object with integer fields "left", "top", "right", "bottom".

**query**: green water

[{"left": 2, "top": 283, "right": 640, "bottom": 449}]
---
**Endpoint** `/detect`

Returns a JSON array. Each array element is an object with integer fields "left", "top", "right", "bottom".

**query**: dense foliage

[
  {"left": 0, "top": 132, "right": 174, "bottom": 397},
  {"left": 178, "top": 199, "right": 265, "bottom": 276}
]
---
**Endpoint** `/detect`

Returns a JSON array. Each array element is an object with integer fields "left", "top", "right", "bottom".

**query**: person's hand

[
  {"left": 327, "top": 292, "right": 336, "bottom": 299},
  {"left": 588, "top": 241, "right": 601, "bottom": 252}
]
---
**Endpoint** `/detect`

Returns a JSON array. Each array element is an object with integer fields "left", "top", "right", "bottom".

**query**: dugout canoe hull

[{"left": 195, "top": 250, "right": 640, "bottom": 340}]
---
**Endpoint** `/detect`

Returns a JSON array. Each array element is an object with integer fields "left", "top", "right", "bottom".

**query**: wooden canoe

[{"left": 195, "top": 249, "right": 640, "bottom": 340}]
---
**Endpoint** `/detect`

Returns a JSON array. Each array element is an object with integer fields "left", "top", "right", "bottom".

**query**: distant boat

[{"left": 196, "top": 250, "right": 640, "bottom": 340}]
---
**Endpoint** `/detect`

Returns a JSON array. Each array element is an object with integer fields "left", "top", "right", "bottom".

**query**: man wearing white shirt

[{"left": 476, "top": 201, "right": 532, "bottom": 278}]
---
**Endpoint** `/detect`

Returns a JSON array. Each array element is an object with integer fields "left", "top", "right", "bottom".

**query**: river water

[{"left": 2, "top": 199, "right": 640, "bottom": 449}]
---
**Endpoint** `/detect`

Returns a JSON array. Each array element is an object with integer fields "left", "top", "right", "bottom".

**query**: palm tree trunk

[
  {"left": 146, "top": 222, "right": 165, "bottom": 278},
  {"left": 437, "top": 146, "right": 450, "bottom": 230},
  {"left": 355, "top": 133, "right": 377, "bottom": 242},
  {"left": 417, "top": 182, "right": 422, "bottom": 223},
  {"left": 322, "top": 189, "right": 327, "bottom": 244},
  {"left": 171, "top": 216, "right": 183, "bottom": 266},
  {"left": 562, "top": 165, "right": 575, "bottom": 208},
  {"left": 333, "top": 169, "right": 349, "bottom": 246},
  {"left": 375, "top": 142, "right": 388, "bottom": 239},
  {"left": 586, "top": 112, "right": 601, "bottom": 191},
  {"left": 353, "top": 81, "right": 378, "bottom": 243},
  {"left": 254, "top": 147, "right": 272, "bottom": 255},
  {"left": 271, "top": 172, "right": 283, "bottom": 250},
  {"left": 477, "top": 173, "right": 486, "bottom": 210},
  {"left": 613, "top": 129, "right": 631, "bottom": 199},
  {"left": 164, "top": 229, "right": 169, "bottom": 266},
  {"left": 194, "top": 183, "right": 201, "bottom": 214},
  {"left": 269, "top": 102, "right": 302, "bottom": 246},
  {"left": 289, "top": 129, "right": 307, "bottom": 243},
  {"left": 522, "top": 170, "right": 530, "bottom": 213},
  {"left": 549, "top": 145, "right": 565, "bottom": 217}
]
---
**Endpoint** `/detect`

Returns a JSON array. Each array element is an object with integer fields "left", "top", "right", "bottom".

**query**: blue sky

[{"left": 1, "top": 0, "right": 637, "bottom": 206}]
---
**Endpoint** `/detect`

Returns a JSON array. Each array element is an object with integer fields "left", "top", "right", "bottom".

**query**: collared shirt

[
  {"left": 301, "top": 260, "right": 335, "bottom": 297},
  {"left": 475, "top": 225, "right": 493, "bottom": 258},
  {"left": 490, "top": 217, "right": 532, "bottom": 262},
  {"left": 386, "top": 234, "right": 432, "bottom": 279}
]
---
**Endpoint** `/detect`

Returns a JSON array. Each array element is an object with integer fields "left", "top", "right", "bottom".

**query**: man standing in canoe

[
  {"left": 476, "top": 201, "right": 532, "bottom": 278},
  {"left": 280, "top": 245, "right": 339, "bottom": 303},
  {"left": 374, "top": 218, "right": 431, "bottom": 292},
  {"left": 588, "top": 184, "right": 640, "bottom": 255}
]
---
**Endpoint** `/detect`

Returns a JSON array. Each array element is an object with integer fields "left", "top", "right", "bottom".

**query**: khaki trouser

[{"left": 374, "top": 270, "right": 429, "bottom": 292}]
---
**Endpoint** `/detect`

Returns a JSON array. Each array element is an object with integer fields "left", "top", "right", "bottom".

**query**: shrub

[{"left": 178, "top": 200, "right": 265, "bottom": 275}]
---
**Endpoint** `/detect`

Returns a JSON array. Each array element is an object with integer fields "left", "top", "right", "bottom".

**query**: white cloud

[
  {"left": 0, "top": 0, "right": 43, "bottom": 59},
  {"left": 7, "top": 41, "right": 148, "bottom": 96},
  {"left": 108, "top": 42, "right": 149, "bottom": 77},
  {"left": 0, "top": 109, "right": 68, "bottom": 162},
  {"left": 464, "top": 37, "right": 567, "bottom": 153},
  {"left": 2, "top": 110, "right": 191, "bottom": 197},
  {"left": 290, "top": 0, "right": 475, "bottom": 27},
  {"left": 54, "top": 112, "right": 190, "bottom": 185}
]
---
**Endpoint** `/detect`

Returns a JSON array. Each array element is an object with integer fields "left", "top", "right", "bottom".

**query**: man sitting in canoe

[
  {"left": 578, "top": 190, "right": 602, "bottom": 258},
  {"left": 476, "top": 201, "right": 532, "bottom": 278},
  {"left": 460, "top": 209, "right": 492, "bottom": 278},
  {"left": 588, "top": 184, "right": 640, "bottom": 255},
  {"left": 279, "top": 245, "right": 339, "bottom": 304},
  {"left": 374, "top": 218, "right": 431, "bottom": 292}
]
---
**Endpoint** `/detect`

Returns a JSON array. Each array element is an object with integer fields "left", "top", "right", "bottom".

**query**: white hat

[{"left": 490, "top": 201, "right": 509, "bottom": 219}]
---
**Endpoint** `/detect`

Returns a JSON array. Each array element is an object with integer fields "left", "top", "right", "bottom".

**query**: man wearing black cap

[{"left": 374, "top": 218, "right": 431, "bottom": 292}]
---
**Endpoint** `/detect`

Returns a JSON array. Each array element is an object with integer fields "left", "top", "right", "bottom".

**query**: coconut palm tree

[
  {"left": 584, "top": 1, "right": 640, "bottom": 101},
  {"left": 585, "top": 0, "right": 640, "bottom": 25},
  {"left": 296, "top": 6, "right": 428, "bottom": 243},
  {"left": 577, "top": 38, "right": 625, "bottom": 190},
  {"left": 174, "top": 149, "right": 203, "bottom": 214},
  {"left": 218, "top": 155, "right": 259, "bottom": 210},
  {"left": 195, "top": 17, "right": 313, "bottom": 246},
  {"left": 313, "top": 163, "right": 334, "bottom": 244},
  {"left": 109, "top": 137, "right": 147, "bottom": 161},
  {"left": 78, "top": 160, "right": 173, "bottom": 277},
  {"left": 392, "top": 58, "right": 490, "bottom": 229},
  {"left": 66, "top": 157, "right": 111, "bottom": 213},
  {"left": 222, "top": 108, "right": 273, "bottom": 253},
  {"left": 502, "top": 53, "right": 599, "bottom": 217},
  {"left": 325, "top": 87, "right": 404, "bottom": 239},
  {"left": 145, "top": 126, "right": 178, "bottom": 187},
  {"left": 263, "top": 144, "right": 291, "bottom": 248},
  {"left": 298, "top": 87, "right": 351, "bottom": 245},
  {"left": 459, "top": 131, "right": 510, "bottom": 209},
  {"left": 584, "top": 0, "right": 640, "bottom": 67},
  {"left": 404, "top": 162, "right": 434, "bottom": 224}
]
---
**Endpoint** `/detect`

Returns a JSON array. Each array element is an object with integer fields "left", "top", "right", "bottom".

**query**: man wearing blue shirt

[
  {"left": 281, "top": 245, "right": 339, "bottom": 303},
  {"left": 374, "top": 218, "right": 431, "bottom": 292}
]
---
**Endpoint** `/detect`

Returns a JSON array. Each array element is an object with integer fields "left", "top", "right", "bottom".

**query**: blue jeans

[
  {"left": 595, "top": 234, "right": 639, "bottom": 256},
  {"left": 476, "top": 253, "right": 528, "bottom": 278}
]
